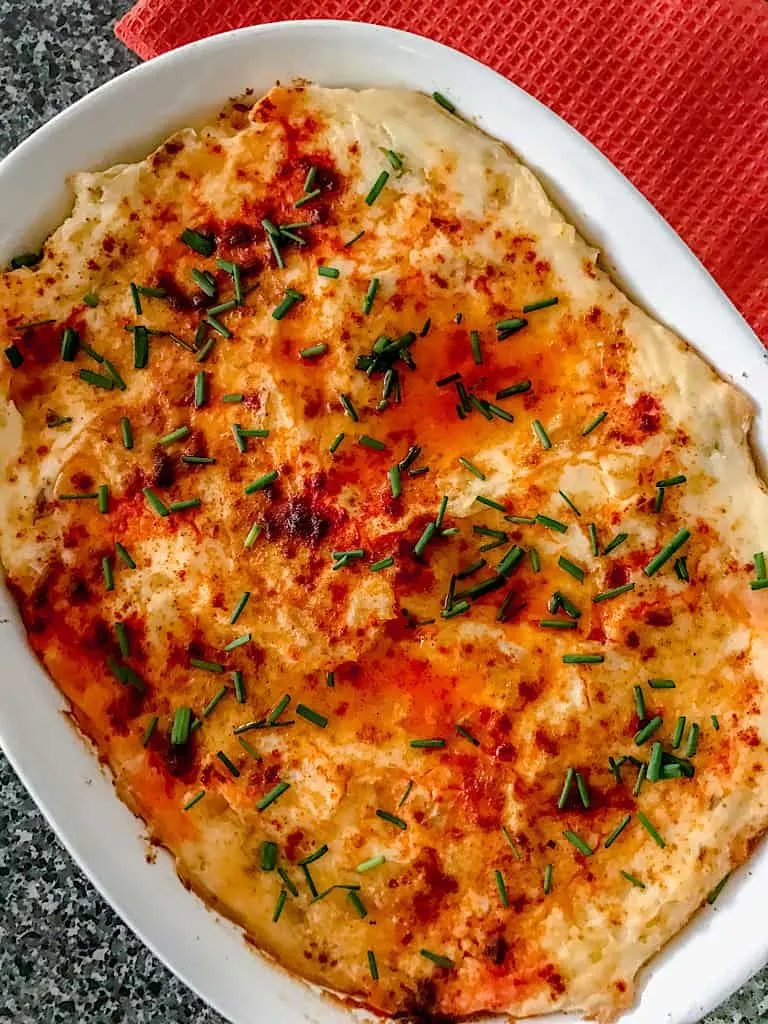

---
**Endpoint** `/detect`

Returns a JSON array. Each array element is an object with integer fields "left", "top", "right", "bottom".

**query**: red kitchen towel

[{"left": 115, "top": 1, "right": 768, "bottom": 343}]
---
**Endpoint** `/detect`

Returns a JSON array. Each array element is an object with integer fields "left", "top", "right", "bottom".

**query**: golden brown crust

[{"left": 2, "top": 85, "right": 768, "bottom": 1022}]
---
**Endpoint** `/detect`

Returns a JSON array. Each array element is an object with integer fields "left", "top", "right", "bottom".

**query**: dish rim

[{"left": 1, "top": 18, "right": 767, "bottom": 1024}]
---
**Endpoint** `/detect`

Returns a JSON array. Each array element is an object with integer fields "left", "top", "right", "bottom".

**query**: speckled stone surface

[{"left": 0, "top": 2, "right": 766, "bottom": 1020}]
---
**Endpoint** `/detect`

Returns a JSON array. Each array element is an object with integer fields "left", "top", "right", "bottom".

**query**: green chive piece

[
  {"left": 635, "top": 716, "right": 663, "bottom": 745},
  {"left": 711, "top": 714, "right": 720, "bottom": 731},
  {"left": 344, "top": 230, "right": 365, "bottom": 248},
  {"left": 604, "top": 814, "right": 631, "bottom": 849},
  {"left": 441, "top": 600, "right": 470, "bottom": 619},
  {"left": 129, "top": 282, "right": 142, "bottom": 315},
  {"left": 192, "top": 267, "right": 217, "bottom": 297},
  {"left": 330, "top": 432, "right": 345, "bottom": 454},
  {"left": 530, "top": 548, "right": 541, "bottom": 573},
  {"left": 9, "top": 251, "right": 42, "bottom": 269},
  {"left": 363, "top": 277, "right": 379, "bottom": 315},
  {"left": 754, "top": 552, "right": 767, "bottom": 580},
  {"left": 114, "top": 621, "right": 130, "bottom": 658},
  {"left": 299, "top": 343, "right": 329, "bottom": 360},
  {"left": 398, "top": 780, "right": 413, "bottom": 806},
  {"left": 496, "top": 380, "right": 531, "bottom": 399},
  {"left": 656, "top": 474, "right": 687, "bottom": 488},
  {"left": 376, "top": 809, "right": 407, "bottom": 830},
  {"left": 494, "top": 869, "right": 509, "bottom": 908},
  {"left": 582, "top": 411, "right": 607, "bottom": 436},
  {"left": 60, "top": 326, "right": 79, "bottom": 361},
  {"left": 272, "top": 890, "right": 287, "bottom": 922},
  {"left": 370, "top": 556, "right": 394, "bottom": 572},
  {"left": 643, "top": 528, "right": 691, "bottom": 577},
  {"left": 749, "top": 578, "right": 768, "bottom": 591},
  {"left": 159, "top": 425, "right": 190, "bottom": 446},
  {"left": 222, "top": 394, "right": 244, "bottom": 404},
  {"left": 523, "top": 296, "right": 558, "bottom": 313},
  {"left": 501, "top": 826, "right": 522, "bottom": 860},
  {"left": 143, "top": 487, "right": 169, "bottom": 517},
  {"left": 432, "top": 91, "right": 456, "bottom": 113},
  {"left": 410, "top": 738, "right": 446, "bottom": 749},
  {"left": 576, "top": 772, "right": 591, "bottom": 808},
  {"left": 563, "top": 653, "right": 604, "bottom": 664},
  {"left": 365, "top": 171, "right": 390, "bottom": 205},
  {"left": 257, "top": 781, "right": 290, "bottom": 811},
  {"left": 106, "top": 359, "right": 129, "bottom": 389},
  {"left": 229, "top": 591, "right": 251, "bottom": 625},
  {"left": 602, "top": 532, "right": 628, "bottom": 556},
  {"left": 318, "top": 266, "right": 340, "bottom": 279},
  {"left": 675, "top": 556, "right": 689, "bottom": 582},
  {"left": 267, "top": 694, "right": 291, "bottom": 725},
  {"left": 205, "top": 315, "right": 232, "bottom": 339},
  {"left": 244, "top": 471, "right": 278, "bottom": 494},
  {"left": 46, "top": 413, "right": 72, "bottom": 428},
  {"left": 181, "top": 228, "right": 214, "bottom": 257},
  {"left": 237, "top": 736, "right": 261, "bottom": 759},
  {"left": 456, "top": 724, "right": 480, "bottom": 746},
  {"left": 497, "top": 317, "right": 528, "bottom": 339},
  {"left": 558, "top": 556, "right": 585, "bottom": 583},
  {"left": 208, "top": 299, "right": 237, "bottom": 317},
  {"left": 647, "top": 741, "right": 664, "bottom": 783},
  {"left": 649, "top": 678, "right": 675, "bottom": 689},
  {"left": 672, "top": 716, "right": 687, "bottom": 749},
  {"left": 304, "top": 165, "right": 317, "bottom": 192},
  {"left": 294, "top": 188, "right": 321, "bottom": 208},
  {"left": 260, "top": 840, "right": 278, "bottom": 871},
  {"left": 296, "top": 704, "right": 328, "bottom": 728},
  {"left": 171, "top": 707, "right": 192, "bottom": 745},
  {"left": 654, "top": 487, "right": 665, "bottom": 513},
  {"left": 59, "top": 493, "right": 98, "bottom": 501},
  {"left": 183, "top": 790, "right": 206, "bottom": 811},
  {"left": 621, "top": 870, "right": 646, "bottom": 889},
  {"left": 299, "top": 845, "right": 329, "bottom": 867},
  {"left": 476, "top": 495, "right": 506, "bottom": 513},
  {"left": 367, "top": 950, "right": 379, "bottom": 980},
  {"left": 97, "top": 484, "right": 109, "bottom": 515},
  {"left": 79, "top": 368, "right": 114, "bottom": 390},
  {"left": 535, "top": 514, "right": 568, "bottom": 534},
  {"left": 413, "top": 522, "right": 436, "bottom": 558},
  {"left": 593, "top": 582, "right": 635, "bottom": 603},
  {"left": 685, "top": 722, "right": 700, "bottom": 757},
  {"left": 543, "top": 863, "right": 553, "bottom": 894},
  {"left": 202, "top": 685, "right": 229, "bottom": 718},
  {"left": 83, "top": 292, "right": 99, "bottom": 307},
  {"left": 101, "top": 556, "right": 114, "bottom": 591},
  {"left": 633, "top": 763, "right": 647, "bottom": 797},
  {"left": 384, "top": 149, "right": 404, "bottom": 172},
  {"left": 356, "top": 854, "right": 386, "bottom": 873},
  {"left": 190, "top": 658, "right": 225, "bottom": 673},
  {"left": 559, "top": 490, "right": 581, "bottom": 517},
  {"left": 634, "top": 685, "right": 646, "bottom": 721},
  {"left": 115, "top": 542, "right": 136, "bottom": 569},
  {"left": 244, "top": 522, "right": 262, "bottom": 548},
  {"left": 195, "top": 337, "right": 216, "bottom": 363},
  {"left": 387, "top": 464, "right": 401, "bottom": 500},
  {"left": 277, "top": 867, "right": 298, "bottom": 896},
  {"left": 272, "top": 288, "right": 305, "bottom": 320},
  {"left": 359, "top": 434, "right": 386, "bottom": 451},
  {"left": 434, "top": 495, "right": 449, "bottom": 530},
  {"left": 469, "top": 330, "right": 483, "bottom": 365},
  {"left": 420, "top": 949, "right": 453, "bottom": 969},
  {"left": 345, "top": 889, "right": 368, "bottom": 919},
  {"left": 586, "top": 522, "right": 599, "bottom": 557},
  {"left": 637, "top": 811, "right": 665, "bottom": 848},
  {"left": 217, "top": 750, "right": 240, "bottom": 777},
  {"left": 563, "top": 830, "right": 593, "bottom": 856},
  {"left": 557, "top": 767, "right": 575, "bottom": 810},
  {"left": 169, "top": 498, "right": 201, "bottom": 513},
  {"left": 707, "top": 873, "right": 731, "bottom": 905},
  {"left": 232, "top": 670, "right": 245, "bottom": 704},
  {"left": 457, "top": 457, "right": 485, "bottom": 480},
  {"left": 141, "top": 716, "right": 158, "bottom": 747},
  {"left": 340, "top": 393, "right": 359, "bottom": 422},
  {"left": 193, "top": 370, "right": 206, "bottom": 409}
]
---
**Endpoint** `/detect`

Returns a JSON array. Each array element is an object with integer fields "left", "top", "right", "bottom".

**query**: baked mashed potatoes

[{"left": 1, "top": 85, "right": 768, "bottom": 1022}]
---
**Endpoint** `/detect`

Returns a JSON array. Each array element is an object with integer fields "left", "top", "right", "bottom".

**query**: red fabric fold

[{"left": 115, "top": 1, "right": 768, "bottom": 341}]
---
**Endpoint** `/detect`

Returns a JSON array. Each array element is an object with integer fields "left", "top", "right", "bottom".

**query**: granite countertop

[{"left": 0, "top": 2, "right": 766, "bottom": 1021}]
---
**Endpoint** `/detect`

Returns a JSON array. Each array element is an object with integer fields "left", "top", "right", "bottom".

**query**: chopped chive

[
  {"left": 129, "top": 282, "right": 142, "bottom": 315},
  {"left": 470, "top": 394, "right": 493, "bottom": 421},
  {"left": 143, "top": 487, "right": 169, "bottom": 517},
  {"left": 558, "top": 490, "right": 581, "bottom": 517},
  {"left": 523, "top": 296, "right": 558, "bottom": 313},
  {"left": 649, "top": 678, "right": 675, "bottom": 689},
  {"left": 420, "top": 318, "right": 431, "bottom": 337},
  {"left": 260, "top": 840, "right": 278, "bottom": 871},
  {"left": 576, "top": 772, "right": 591, "bottom": 809},
  {"left": 201, "top": 685, "right": 229, "bottom": 718},
  {"left": 398, "top": 780, "right": 413, "bottom": 807},
  {"left": 83, "top": 292, "right": 99, "bottom": 307},
  {"left": 593, "top": 582, "right": 635, "bottom": 603},
  {"left": 217, "top": 750, "right": 240, "bottom": 777},
  {"left": 604, "top": 814, "right": 631, "bottom": 848},
  {"left": 344, "top": 229, "right": 365, "bottom": 248},
  {"left": 432, "top": 91, "right": 456, "bottom": 113},
  {"left": 191, "top": 267, "right": 217, "bottom": 297},
  {"left": 496, "top": 589, "right": 517, "bottom": 622},
  {"left": 647, "top": 741, "right": 665, "bottom": 783},
  {"left": 79, "top": 368, "right": 113, "bottom": 390},
  {"left": 272, "top": 288, "right": 304, "bottom": 320},
  {"left": 181, "top": 228, "right": 214, "bottom": 257},
  {"left": 535, "top": 514, "right": 568, "bottom": 534},
  {"left": 470, "top": 330, "right": 483, "bottom": 365},
  {"left": 656, "top": 474, "right": 687, "bottom": 488},
  {"left": 500, "top": 826, "right": 522, "bottom": 861},
  {"left": 754, "top": 552, "right": 767, "bottom": 580},
  {"left": 192, "top": 370, "right": 206, "bottom": 409},
  {"left": 296, "top": 704, "right": 328, "bottom": 728},
  {"left": 244, "top": 470, "right": 278, "bottom": 494},
  {"left": 267, "top": 694, "right": 291, "bottom": 726},
  {"left": 356, "top": 854, "right": 386, "bottom": 873},
  {"left": 376, "top": 809, "right": 407, "bottom": 830},
  {"left": 643, "top": 528, "right": 691, "bottom": 577},
  {"left": 303, "top": 165, "right": 318, "bottom": 193},
  {"left": 114, "top": 621, "right": 130, "bottom": 658},
  {"left": 208, "top": 299, "right": 237, "bottom": 317},
  {"left": 436, "top": 372, "right": 462, "bottom": 387},
  {"left": 272, "top": 890, "right": 287, "bottom": 922},
  {"left": 229, "top": 591, "right": 251, "bottom": 625},
  {"left": 239, "top": 428, "right": 269, "bottom": 438},
  {"left": 588, "top": 523, "right": 599, "bottom": 556},
  {"left": 181, "top": 455, "right": 215, "bottom": 466},
  {"left": 97, "top": 484, "right": 109, "bottom": 514},
  {"left": 384, "top": 148, "right": 404, "bottom": 172},
  {"left": 495, "top": 381, "right": 532, "bottom": 401},
  {"left": 562, "top": 830, "right": 593, "bottom": 856},
  {"left": 365, "top": 170, "right": 390, "bottom": 205},
  {"left": 46, "top": 412, "right": 72, "bottom": 428},
  {"left": 410, "top": 738, "right": 446, "bottom": 749},
  {"left": 634, "top": 685, "right": 646, "bottom": 721},
  {"left": 359, "top": 434, "right": 386, "bottom": 451},
  {"left": 370, "top": 556, "right": 394, "bottom": 572},
  {"left": 602, "top": 532, "right": 628, "bottom": 556},
  {"left": 222, "top": 394, "right": 244, "bottom": 404},
  {"left": 637, "top": 811, "right": 665, "bottom": 848},
  {"left": 558, "top": 556, "right": 585, "bottom": 583},
  {"left": 299, "top": 845, "right": 329, "bottom": 867},
  {"left": 413, "top": 522, "right": 436, "bottom": 558},
  {"left": 456, "top": 723, "right": 480, "bottom": 746},
  {"left": 750, "top": 578, "right": 768, "bottom": 591},
  {"left": 340, "top": 393, "right": 358, "bottom": 422},
  {"left": 276, "top": 867, "right": 298, "bottom": 897},
  {"left": 557, "top": 767, "right": 575, "bottom": 809},
  {"left": 59, "top": 493, "right": 98, "bottom": 501},
  {"left": 685, "top": 722, "right": 700, "bottom": 757},
  {"left": 675, "top": 556, "right": 689, "bottom": 582},
  {"left": 367, "top": 950, "right": 379, "bottom": 980},
  {"left": 347, "top": 890, "right": 367, "bottom": 918},
  {"left": 711, "top": 714, "right": 720, "bottom": 731},
  {"left": 543, "top": 863, "right": 553, "bottom": 894},
  {"left": 171, "top": 707, "right": 192, "bottom": 745},
  {"left": 363, "top": 277, "right": 379, "bottom": 315},
  {"left": 530, "top": 548, "right": 540, "bottom": 573},
  {"left": 707, "top": 873, "right": 731, "bottom": 905},
  {"left": 441, "top": 599, "right": 470, "bottom": 619},
  {"left": 582, "top": 411, "right": 607, "bottom": 436},
  {"left": 159, "top": 425, "right": 190, "bottom": 446},
  {"left": 60, "top": 326, "right": 79, "bottom": 361},
  {"left": 433, "top": 496, "right": 449, "bottom": 531},
  {"left": 195, "top": 336, "right": 216, "bottom": 362},
  {"left": 476, "top": 495, "right": 506, "bottom": 513},
  {"left": 244, "top": 522, "right": 262, "bottom": 548},
  {"left": 141, "top": 716, "right": 158, "bottom": 747},
  {"left": 494, "top": 869, "right": 509, "bottom": 908},
  {"left": 540, "top": 618, "right": 576, "bottom": 630},
  {"left": 457, "top": 457, "right": 485, "bottom": 480},
  {"left": 634, "top": 716, "right": 662, "bottom": 745},
  {"left": 102, "top": 556, "right": 114, "bottom": 591},
  {"left": 563, "top": 653, "right": 604, "bottom": 664},
  {"left": 294, "top": 188, "right": 321, "bottom": 208},
  {"left": 621, "top": 870, "right": 646, "bottom": 889},
  {"left": 257, "top": 781, "right": 290, "bottom": 811},
  {"left": 420, "top": 949, "right": 453, "bottom": 969},
  {"left": 205, "top": 315, "right": 232, "bottom": 338},
  {"left": 115, "top": 542, "right": 136, "bottom": 569},
  {"left": 329, "top": 432, "right": 346, "bottom": 455},
  {"left": 183, "top": 790, "right": 206, "bottom": 811},
  {"left": 386, "top": 463, "right": 402, "bottom": 501},
  {"left": 190, "top": 658, "right": 225, "bottom": 673},
  {"left": 654, "top": 487, "right": 665, "bottom": 513},
  {"left": 671, "top": 715, "right": 687, "bottom": 749}
]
